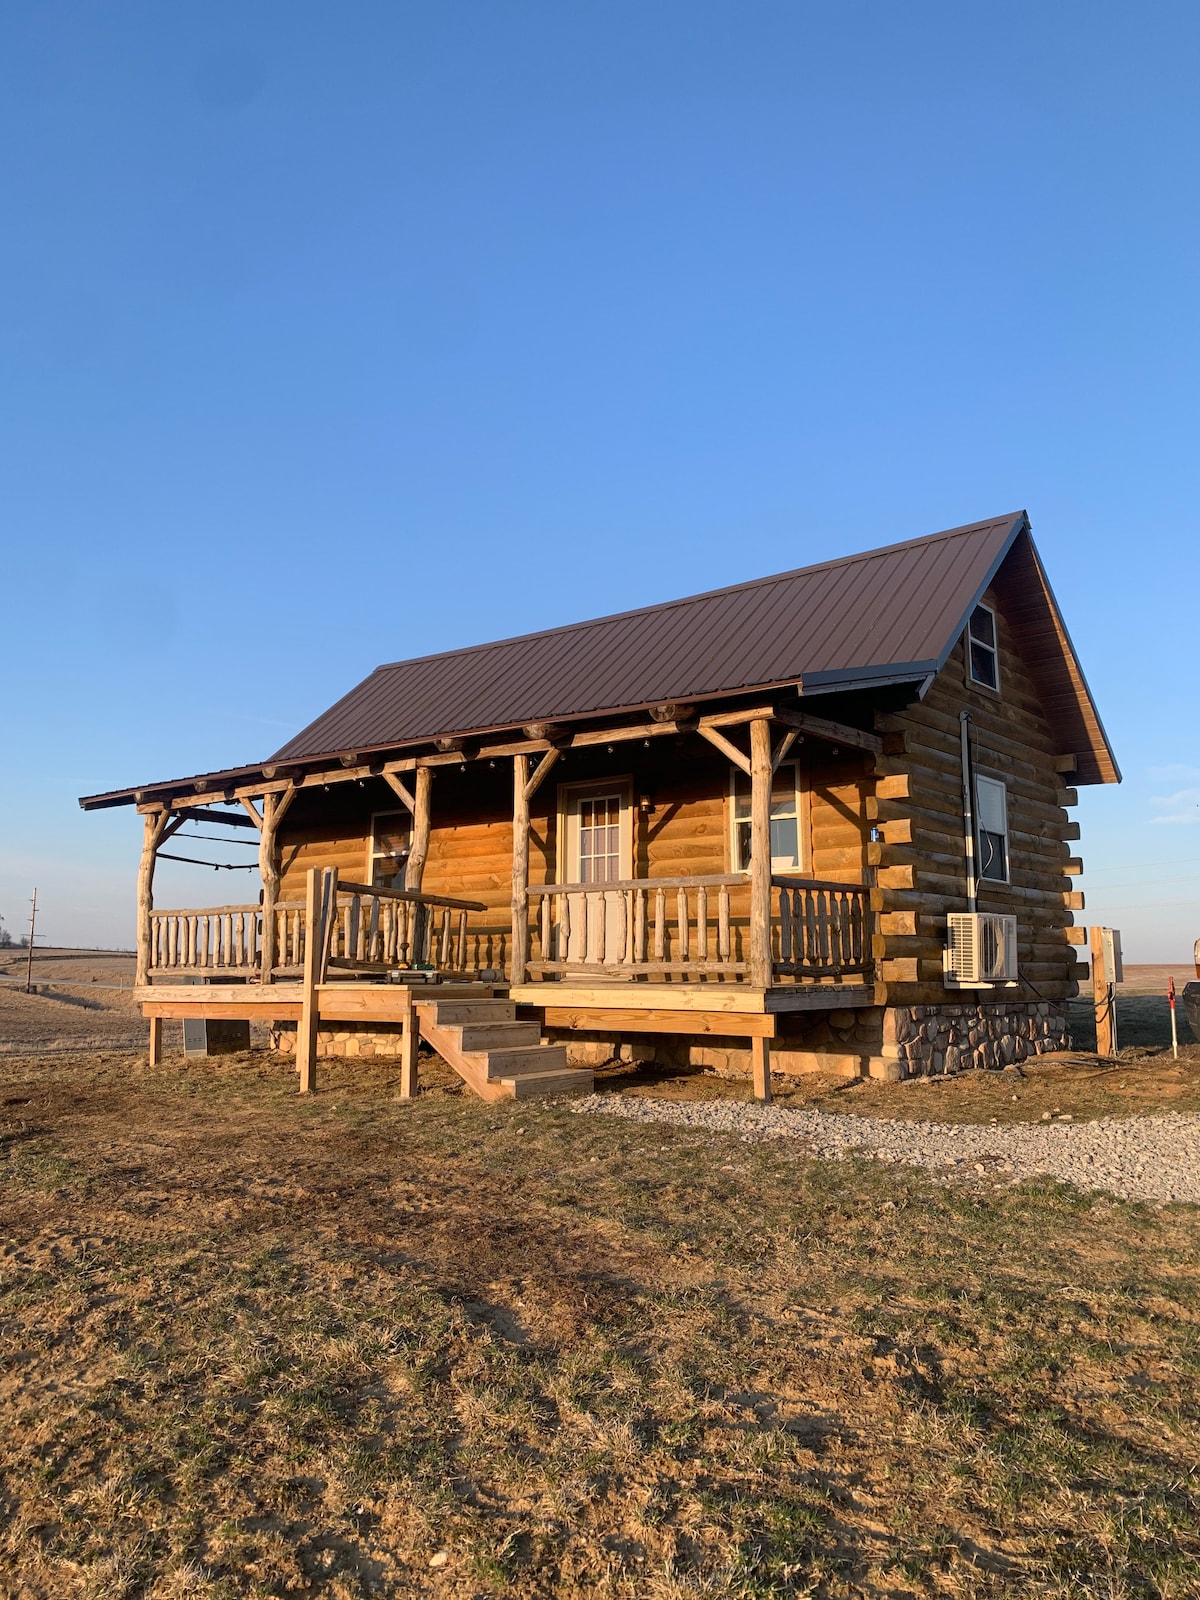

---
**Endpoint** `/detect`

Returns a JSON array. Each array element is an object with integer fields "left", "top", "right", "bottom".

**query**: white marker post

[{"left": 1168, "top": 976, "right": 1179, "bottom": 1060}]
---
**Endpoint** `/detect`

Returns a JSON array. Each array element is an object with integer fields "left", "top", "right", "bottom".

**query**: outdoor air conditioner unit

[{"left": 944, "top": 912, "right": 1018, "bottom": 987}]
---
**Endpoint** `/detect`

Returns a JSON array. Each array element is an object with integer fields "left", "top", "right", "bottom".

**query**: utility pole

[{"left": 24, "top": 889, "right": 37, "bottom": 993}]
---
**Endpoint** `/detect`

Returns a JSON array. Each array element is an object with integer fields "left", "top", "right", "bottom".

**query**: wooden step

[
  {"left": 480, "top": 1043, "right": 569, "bottom": 1080},
  {"left": 501, "top": 1066, "right": 595, "bottom": 1099},
  {"left": 455, "top": 1020, "right": 542, "bottom": 1051},
  {"left": 432, "top": 998, "right": 516, "bottom": 1025}
]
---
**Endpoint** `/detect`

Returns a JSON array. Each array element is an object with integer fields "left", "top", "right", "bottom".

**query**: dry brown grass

[{"left": 1, "top": 1046, "right": 1199, "bottom": 1599}]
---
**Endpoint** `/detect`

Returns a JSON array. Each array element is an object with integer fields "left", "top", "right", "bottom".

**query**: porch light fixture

[{"left": 639, "top": 793, "right": 655, "bottom": 816}]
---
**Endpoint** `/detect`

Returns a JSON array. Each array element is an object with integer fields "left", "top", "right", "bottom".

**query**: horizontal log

[
  {"left": 1056, "top": 789, "right": 1079, "bottom": 808},
  {"left": 335, "top": 879, "right": 487, "bottom": 912}
]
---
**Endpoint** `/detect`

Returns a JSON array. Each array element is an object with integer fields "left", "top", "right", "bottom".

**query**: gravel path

[{"left": 571, "top": 1095, "right": 1200, "bottom": 1204}]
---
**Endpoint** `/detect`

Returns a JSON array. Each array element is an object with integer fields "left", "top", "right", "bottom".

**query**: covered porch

[{"left": 130, "top": 700, "right": 884, "bottom": 1098}]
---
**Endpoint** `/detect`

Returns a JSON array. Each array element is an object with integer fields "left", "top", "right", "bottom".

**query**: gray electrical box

[
  {"left": 1101, "top": 927, "right": 1124, "bottom": 986},
  {"left": 180, "top": 976, "right": 250, "bottom": 1056}
]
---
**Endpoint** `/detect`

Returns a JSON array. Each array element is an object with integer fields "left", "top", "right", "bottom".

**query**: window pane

[
  {"left": 975, "top": 777, "right": 1007, "bottom": 834},
  {"left": 736, "top": 820, "right": 752, "bottom": 871},
  {"left": 970, "top": 640, "right": 998, "bottom": 688},
  {"left": 970, "top": 605, "right": 996, "bottom": 647},
  {"left": 770, "top": 815, "right": 799, "bottom": 866},
  {"left": 979, "top": 828, "right": 1008, "bottom": 881}
]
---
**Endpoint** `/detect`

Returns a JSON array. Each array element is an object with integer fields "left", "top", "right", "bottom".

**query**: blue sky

[{"left": 1, "top": 1, "right": 1198, "bottom": 960}]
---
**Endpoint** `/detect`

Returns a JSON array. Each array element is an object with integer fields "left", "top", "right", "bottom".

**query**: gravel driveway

[{"left": 572, "top": 1095, "right": 1200, "bottom": 1204}]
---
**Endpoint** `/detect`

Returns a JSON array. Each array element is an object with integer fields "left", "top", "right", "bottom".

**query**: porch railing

[
  {"left": 527, "top": 873, "right": 747, "bottom": 978},
  {"left": 772, "top": 878, "right": 872, "bottom": 980},
  {"left": 148, "top": 877, "right": 490, "bottom": 981},
  {"left": 523, "top": 872, "right": 873, "bottom": 985}
]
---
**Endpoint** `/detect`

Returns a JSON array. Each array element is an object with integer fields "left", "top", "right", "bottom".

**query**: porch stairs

[{"left": 414, "top": 996, "right": 593, "bottom": 1102}]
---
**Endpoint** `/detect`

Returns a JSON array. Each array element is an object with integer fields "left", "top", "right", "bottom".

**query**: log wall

[
  {"left": 274, "top": 737, "right": 873, "bottom": 942},
  {"left": 870, "top": 581, "right": 1084, "bottom": 1007}
]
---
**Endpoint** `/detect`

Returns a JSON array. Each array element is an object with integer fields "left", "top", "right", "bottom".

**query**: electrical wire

[{"left": 157, "top": 852, "right": 256, "bottom": 871}]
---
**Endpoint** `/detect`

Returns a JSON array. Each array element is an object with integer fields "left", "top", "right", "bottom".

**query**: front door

[{"left": 560, "top": 780, "right": 633, "bottom": 966}]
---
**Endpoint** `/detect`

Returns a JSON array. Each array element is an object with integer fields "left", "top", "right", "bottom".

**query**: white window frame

[
  {"left": 966, "top": 601, "right": 1001, "bottom": 693},
  {"left": 729, "top": 760, "right": 810, "bottom": 876},
  {"left": 366, "top": 809, "right": 412, "bottom": 889},
  {"left": 974, "top": 774, "right": 1010, "bottom": 885},
  {"left": 556, "top": 777, "right": 634, "bottom": 884}
]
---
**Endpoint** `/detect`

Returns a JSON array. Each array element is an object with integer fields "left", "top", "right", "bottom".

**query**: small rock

[{"left": 429, "top": 1551, "right": 449, "bottom": 1569}]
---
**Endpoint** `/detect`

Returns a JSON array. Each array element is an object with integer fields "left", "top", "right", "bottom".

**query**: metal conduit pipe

[{"left": 959, "top": 710, "right": 977, "bottom": 913}]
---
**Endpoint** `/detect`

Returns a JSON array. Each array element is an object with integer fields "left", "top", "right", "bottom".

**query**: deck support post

[
  {"left": 136, "top": 811, "right": 171, "bottom": 988},
  {"left": 398, "top": 989, "right": 419, "bottom": 1099},
  {"left": 148, "top": 1015, "right": 163, "bottom": 1067},
  {"left": 296, "top": 870, "right": 324, "bottom": 1094},
  {"left": 748, "top": 717, "right": 773, "bottom": 989},
  {"left": 750, "top": 1034, "right": 772, "bottom": 1102},
  {"left": 405, "top": 767, "right": 433, "bottom": 891},
  {"left": 511, "top": 754, "right": 530, "bottom": 985}
]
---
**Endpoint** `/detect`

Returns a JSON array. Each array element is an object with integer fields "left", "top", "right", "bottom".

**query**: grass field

[{"left": 2, "top": 1045, "right": 1199, "bottom": 1599}]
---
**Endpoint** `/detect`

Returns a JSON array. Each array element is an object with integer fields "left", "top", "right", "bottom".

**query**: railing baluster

[
  {"left": 654, "top": 888, "right": 666, "bottom": 961},
  {"left": 634, "top": 886, "right": 646, "bottom": 964},
  {"left": 676, "top": 887, "right": 689, "bottom": 964},
  {"left": 718, "top": 884, "right": 731, "bottom": 962},
  {"left": 540, "top": 894, "right": 551, "bottom": 961},
  {"left": 696, "top": 886, "right": 708, "bottom": 965},
  {"left": 457, "top": 909, "right": 468, "bottom": 971}
]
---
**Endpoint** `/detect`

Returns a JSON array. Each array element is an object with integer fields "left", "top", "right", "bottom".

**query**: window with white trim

[
  {"left": 975, "top": 775, "right": 1009, "bottom": 883},
  {"left": 368, "top": 811, "right": 411, "bottom": 888},
  {"left": 967, "top": 603, "right": 1000, "bottom": 691},
  {"left": 731, "top": 762, "right": 809, "bottom": 873}
]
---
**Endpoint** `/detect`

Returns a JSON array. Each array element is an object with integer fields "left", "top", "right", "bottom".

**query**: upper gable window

[{"left": 967, "top": 603, "right": 999, "bottom": 691}]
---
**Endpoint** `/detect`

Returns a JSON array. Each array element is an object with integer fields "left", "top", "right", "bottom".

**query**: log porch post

[
  {"left": 511, "top": 754, "right": 530, "bottom": 985},
  {"left": 257, "top": 784, "right": 296, "bottom": 984},
  {"left": 748, "top": 717, "right": 773, "bottom": 990},
  {"left": 136, "top": 811, "right": 170, "bottom": 988},
  {"left": 404, "top": 766, "right": 433, "bottom": 891}
]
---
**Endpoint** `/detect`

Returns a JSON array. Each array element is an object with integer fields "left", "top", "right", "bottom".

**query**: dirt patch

[{"left": 1, "top": 1048, "right": 1199, "bottom": 1598}]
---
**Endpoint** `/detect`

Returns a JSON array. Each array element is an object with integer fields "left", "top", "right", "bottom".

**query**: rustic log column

[
  {"left": 748, "top": 717, "right": 773, "bottom": 989},
  {"left": 404, "top": 766, "right": 433, "bottom": 891},
  {"left": 511, "top": 754, "right": 530, "bottom": 985},
  {"left": 259, "top": 793, "right": 280, "bottom": 985},
  {"left": 257, "top": 784, "right": 296, "bottom": 985},
  {"left": 136, "top": 811, "right": 169, "bottom": 988}
]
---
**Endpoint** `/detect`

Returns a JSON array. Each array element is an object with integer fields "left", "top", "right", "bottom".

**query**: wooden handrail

[
  {"left": 150, "top": 903, "right": 260, "bottom": 918},
  {"left": 770, "top": 875, "right": 868, "bottom": 894},
  {"left": 528, "top": 872, "right": 745, "bottom": 896},
  {"left": 334, "top": 879, "right": 486, "bottom": 913}
]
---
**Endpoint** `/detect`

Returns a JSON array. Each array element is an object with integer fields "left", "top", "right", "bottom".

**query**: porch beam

[
  {"left": 383, "top": 771, "right": 418, "bottom": 813},
  {"left": 524, "top": 747, "right": 560, "bottom": 801},
  {"left": 770, "top": 706, "right": 883, "bottom": 755},
  {"left": 771, "top": 729, "right": 800, "bottom": 773},
  {"left": 697, "top": 724, "right": 751, "bottom": 776}
]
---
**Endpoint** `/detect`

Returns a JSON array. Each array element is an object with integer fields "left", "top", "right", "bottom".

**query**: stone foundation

[
  {"left": 271, "top": 1020, "right": 405, "bottom": 1059},
  {"left": 876, "top": 1000, "right": 1071, "bottom": 1082}
]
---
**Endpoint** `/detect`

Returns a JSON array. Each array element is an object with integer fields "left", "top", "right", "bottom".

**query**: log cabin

[{"left": 80, "top": 511, "right": 1118, "bottom": 1100}]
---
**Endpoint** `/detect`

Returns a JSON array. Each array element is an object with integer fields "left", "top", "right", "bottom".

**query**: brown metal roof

[
  {"left": 79, "top": 510, "right": 1120, "bottom": 808},
  {"left": 272, "top": 512, "right": 1025, "bottom": 761}
]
